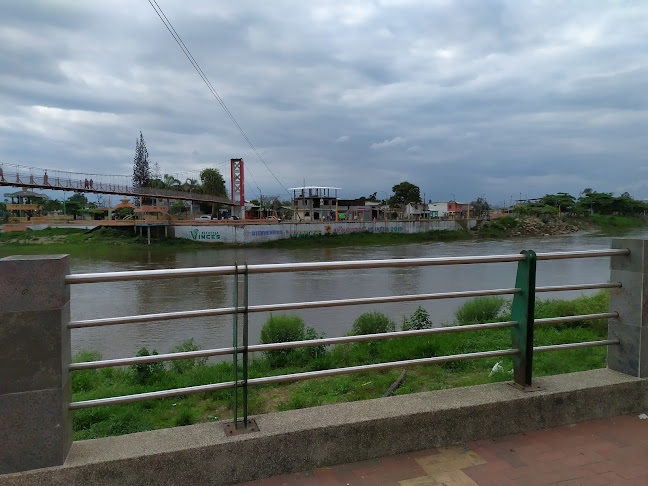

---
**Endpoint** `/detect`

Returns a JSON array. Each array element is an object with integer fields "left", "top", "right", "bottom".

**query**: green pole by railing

[
  {"left": 242, "top": 261, "right": 249, "bottom": 426},
  {"left": 227, "top": 261, "right": 258, "bottom": 434},
  {"left": 232, "top": 262, "right": 239, "bottom": 425},
  {"left": 510, "top": 250, "right": 537, "bottom": 389}
]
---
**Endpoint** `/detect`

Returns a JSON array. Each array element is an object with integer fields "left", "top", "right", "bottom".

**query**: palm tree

[
  {"left": 185, "top": 178, "right": 199, "bottom": 192},
  {"left": 163, "top": 174, "right": 181, "bottom": 190}
]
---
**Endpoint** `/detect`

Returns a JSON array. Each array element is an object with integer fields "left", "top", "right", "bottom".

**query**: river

[{"left": 59, "top": 229, "right": 648, "bottom": 358}]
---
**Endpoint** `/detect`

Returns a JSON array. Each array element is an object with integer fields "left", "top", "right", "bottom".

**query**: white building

[{"left": 427, "top": 202, "right": 450, "bottom": 218}]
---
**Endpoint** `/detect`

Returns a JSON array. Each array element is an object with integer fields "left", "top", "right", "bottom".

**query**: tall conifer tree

[{"left": 132, "top": 131, "right": 151, "bottom": 189}]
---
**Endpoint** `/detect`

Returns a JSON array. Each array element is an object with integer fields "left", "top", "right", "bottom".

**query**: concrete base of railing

[{"left": 1, "top": 368, "right": 646, "bottom": 486}]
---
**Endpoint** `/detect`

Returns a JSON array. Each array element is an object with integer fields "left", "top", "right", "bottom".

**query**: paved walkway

[{"left": 242, "top": 413, "right": 648, "bottom": 485}]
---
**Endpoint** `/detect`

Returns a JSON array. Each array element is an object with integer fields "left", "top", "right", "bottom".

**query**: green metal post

[
  {"left": 232, "top": 262, "right": 239, "bottom": 426},
  {"left": 242, "top": 261, "right": 249, "bottom": 426},
  {"left": 510, "top": 250, "right": 537, "bottom": 388}
]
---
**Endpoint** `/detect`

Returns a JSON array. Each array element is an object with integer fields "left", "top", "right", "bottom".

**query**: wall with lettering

[{"left": 170, "top": 219, "right": 473, "bottom": 244}]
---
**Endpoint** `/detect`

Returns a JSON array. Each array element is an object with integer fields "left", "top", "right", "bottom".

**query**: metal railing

[
  {"left": 65, "top": 248, "right": 628, "bottom": 432},
  {"left": 0, "top": 167, "right": 235, "bottom": 206}
]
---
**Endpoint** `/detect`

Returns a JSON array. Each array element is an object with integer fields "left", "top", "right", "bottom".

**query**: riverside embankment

[
  {"left": 0, "top": 226, "right": 641, "bottom": 359},
  {"left": 1, "top": 224, "right": 644, "bottom": 443}
]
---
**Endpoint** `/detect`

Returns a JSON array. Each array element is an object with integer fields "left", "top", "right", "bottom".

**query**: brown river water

[{"left": 58, "top": 229, "right": 648, "bottom": 360}]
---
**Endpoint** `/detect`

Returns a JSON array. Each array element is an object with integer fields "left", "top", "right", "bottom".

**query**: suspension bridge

[{"left": 0, "top": 162, "right": 236, "bottom": 207}]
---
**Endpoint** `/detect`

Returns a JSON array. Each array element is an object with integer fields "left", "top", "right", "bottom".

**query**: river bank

[
  {"left": 0, "top": 215, "right": 644, "bottom": 254},
  {"left": 477, "top": 214, "right": 646, "bottom": 238},
  {"left": 71, "top": 292, "right": 610, "bottom": 440}
]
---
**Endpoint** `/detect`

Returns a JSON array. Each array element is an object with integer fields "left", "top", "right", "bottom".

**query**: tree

[
  {"left": 163, "top": 174, "right": 181, "bottom": 189},
  {"left": 184, "top": 178, "right": 199, "bottom": 192},
  {"left": 115, "top": 207, "right": 134, "bottom": 219},
  {"left": 149, "top": 178, "right": 166, "bottom": 189},
  {"left": 69, "top": 193, "right": 88, "bottom": 208},
  {"left": 64, "top": 202, "right": 83, "bottom": 219},
  {"left": 540, "top": 193, "right": 576, "bottom": 213},
  {"left": 42, "top": 199, "right": 62, "bottom": 213},
  {"left": 389, "top": 181, "right": 421, "bottom": 208},
  {"left": 577, "top": 191, "right": 615, "bottom": 215},
  {"left": 470, "top": 197, "right": 491, "bottom": 217},
  {"left": 200, "top": 167, "right": 228, "bottom": 218},
  {"left": 132, "top": 132, "right": 151, "bottom": 189},
  {"left": 169, "top": 200, "right": 188, "bottom": 215}
]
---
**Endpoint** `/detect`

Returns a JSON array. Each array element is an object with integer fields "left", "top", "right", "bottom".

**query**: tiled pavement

[{"left": 241, "top": 413, "right": 648, "bottom": 485}]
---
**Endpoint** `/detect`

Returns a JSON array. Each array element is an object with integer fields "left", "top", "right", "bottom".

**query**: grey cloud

[{"left": 1, "top": 0, "right": 647, "bottom": 203}]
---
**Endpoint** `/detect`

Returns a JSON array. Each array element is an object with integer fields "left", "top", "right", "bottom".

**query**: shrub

[
  {"left": 454, "top": 296, "right": 506, "bottom": 325},
  {"left": 259, "top": 314, "right": 327, "bottom": 367},
  {"left": 131, "top": 347, "right": 165, "bottom": 384},
  {"left": 534, "top": 290, "right": 609, "bottom": 333},
  {"left": 351, "top": 312, "right": 396, "bottom": 335},
  {"left": 261, "top": 313, "right": 306, "bottom": 344},
  {"left": 260, "top": 314, "right": 307, "bottom": 367},
  {"left": 169, "top": 338, "right": 207, "bottom": 374},
  {"left": 402, "top": 306, "right": 433, "bottom": 331},
  {"left": 304, "top": 326, "right": 327, "bottom": 360}
]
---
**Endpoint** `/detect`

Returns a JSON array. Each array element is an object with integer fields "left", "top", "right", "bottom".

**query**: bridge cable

[{"left": 147, "top": 0, "right": 290, "bottom": 197}]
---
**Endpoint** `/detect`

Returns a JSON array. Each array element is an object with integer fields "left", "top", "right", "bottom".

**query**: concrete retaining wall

[
  {"left": 30, "top": 224, "right": 99, "bottom": 231},
  {"left": 1, "top": 369, "right": 645, "bottom": 486},
  {"left": 170, "top": 219, "right": 473, "bottom": 244}
]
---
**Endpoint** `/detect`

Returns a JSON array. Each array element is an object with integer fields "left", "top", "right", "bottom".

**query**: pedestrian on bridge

[
  {"left": 43, "top": 171, "right": 48, "bottom": 185},
  {"left": 89, "top": 178, "right": 94, "bottom": 189},
  {"left": 0, "top": 166, "right": 4, "bottom": 182},
  {"left": 84, "top": 178, "right": 89, "bottom": 189}
]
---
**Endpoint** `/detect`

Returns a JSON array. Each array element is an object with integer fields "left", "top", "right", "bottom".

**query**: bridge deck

[{"left": 0, "top": 171, "right": 236, "bottom": 206}]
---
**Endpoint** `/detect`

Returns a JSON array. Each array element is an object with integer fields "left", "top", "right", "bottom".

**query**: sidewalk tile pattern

[{"left": 241, "top": 414, "right": 648, "bottom": 485}]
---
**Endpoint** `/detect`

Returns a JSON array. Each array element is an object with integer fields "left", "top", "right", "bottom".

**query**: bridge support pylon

[{"left": 231, "top": 158, "right": 245, "bottom": 219}]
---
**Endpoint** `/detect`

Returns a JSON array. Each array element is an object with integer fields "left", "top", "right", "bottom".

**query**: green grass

[
  {"left": 71, "top": 291, "right": 611, "bottom": 440},
  {"left": 0, "top": 227, "right": 147, "bottom": 254},
  {"left": 587, "top": 214, "right": 646, "bottom": 231},
  {"left": 254, "top": 229, "right": 471, "bottom": 248},
  {"left": 476, "top": 216, "right": 518, "bottom": 238},
  {"left": 0, "top": 226, "right": 219, "bottom": 256}
]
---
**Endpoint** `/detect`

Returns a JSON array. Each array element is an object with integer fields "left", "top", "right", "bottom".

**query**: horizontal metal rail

[
  {"left": 68, "top": 348, "right": 519, "bottom": 409},
  {"left": 69, "top": 320, "right": 519, "bottom": 370},
  {"left": 68, "top": 287, "right": 521, "bottom": 329},
  {"left": 68, "top": 281, "right": 618, "bottom": 329},
  {"left": 65, "top": 249, "right": 630, "bottom": 284},
  {"left": 69, "top": 312, "right": 618, "bottom": 371},
  {"left": 534, "top": 312, "right": 618, "bottom": 325},
  {"left": 68, "top": 380, "right": 237, "bottom": 410},
  {"left": 536, "top": 282, "right": 621, "bottom": 293},
  {"left": 533, "top": 340, "right": 619, "bottom": 352},
  {"left": 68, "top": 336, "right": 621, "bottom": 410}
]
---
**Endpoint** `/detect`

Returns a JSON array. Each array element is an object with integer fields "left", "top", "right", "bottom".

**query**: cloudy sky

[{"left": 1, "top": 1, "right": 647, "bottom": 205}]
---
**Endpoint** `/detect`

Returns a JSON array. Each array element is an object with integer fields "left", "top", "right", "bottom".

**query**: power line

[{"left": 147, "top": 0, "right": 290, "bottom": 196}]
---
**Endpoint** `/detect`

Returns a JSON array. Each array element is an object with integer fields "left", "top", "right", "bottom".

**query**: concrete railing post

[
  {"left": 0, "top": 255, "right": 72, "bottom": 474},
  {"left": 608, "top": 239, "right": 648, "bottom": 378}
]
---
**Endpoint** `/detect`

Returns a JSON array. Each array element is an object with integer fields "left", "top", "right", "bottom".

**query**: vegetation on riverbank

[
  {"left": 255, "top": 229, "right": 471, "bottom": 248},
  {"left": 477, "top": 214, "right": 646, "bottom": 239},
  {"left": 71, "top": 291, "right": 610, "bottom": 440},
  {"left": 0, "top": 227, "right": 209, "bottom": 256},
  {"left": 0, "top": 212, "right": 645, "bottom": 255},
  {"left": 588, "top": 214, "right": 646, "bottom": 231}
]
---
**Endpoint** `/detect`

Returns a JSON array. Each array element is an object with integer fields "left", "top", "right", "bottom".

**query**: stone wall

[{"left": 170, "top": 219, "right": 473, "bottom": 244}]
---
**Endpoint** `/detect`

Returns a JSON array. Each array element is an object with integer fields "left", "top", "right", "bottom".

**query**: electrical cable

[{"left": 147, "top": 0, "right": 290, "bottom": 196}]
